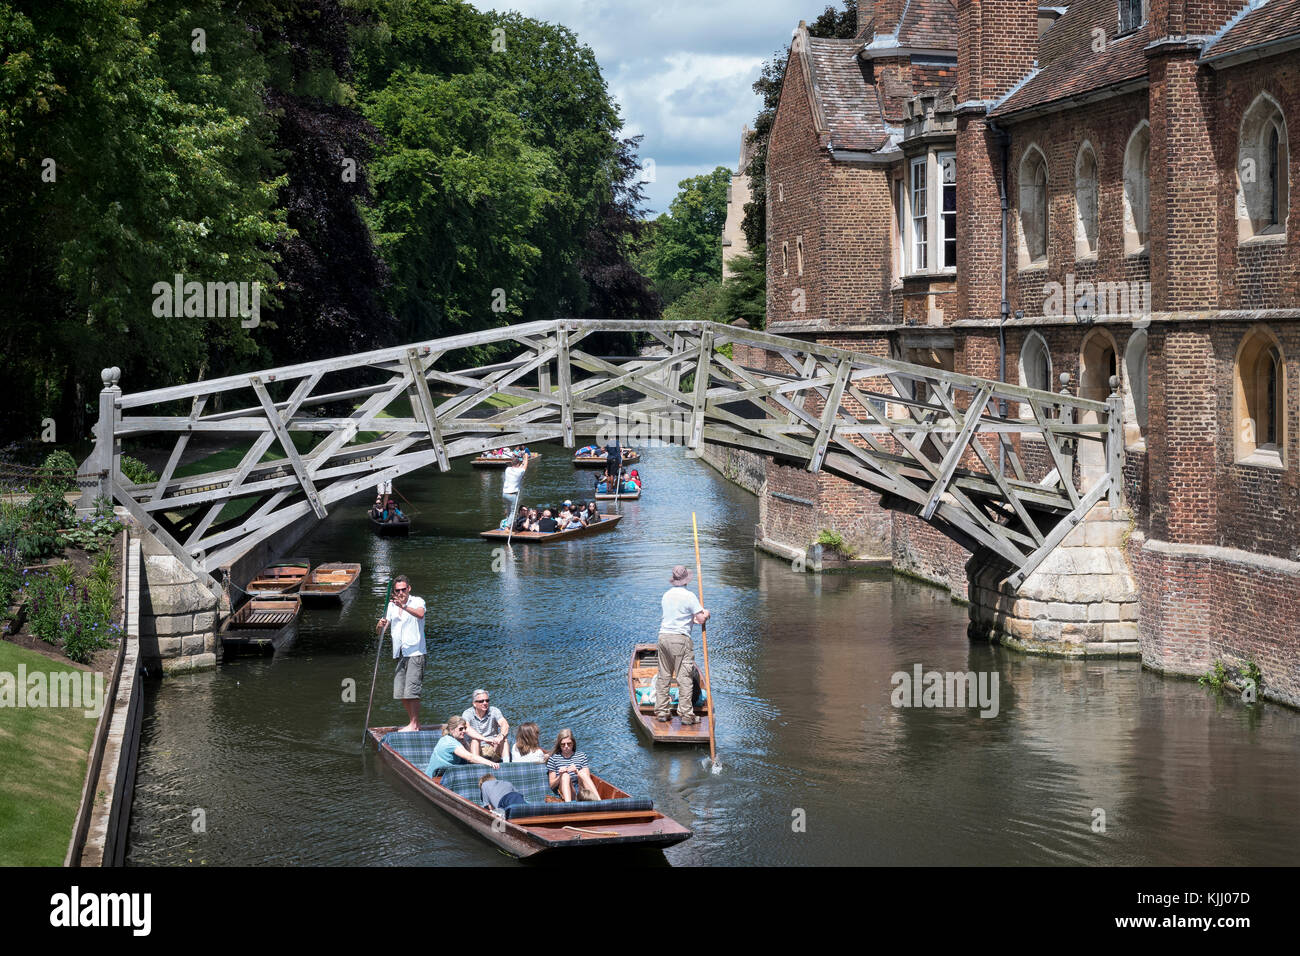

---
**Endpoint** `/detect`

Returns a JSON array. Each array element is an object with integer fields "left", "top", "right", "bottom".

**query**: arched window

[
  {"left": 796, "top": 236, "right": 804, "bottom": 276},
  {"left": 1079, "top": 328, "right": 1119, "bottom": 486},
  {"left": 782, "top": 241, "right": 789, "bottom": 277},
  {"left": 1018, "top": 332, "right": 1052, "bottom": 420},
  {"left": 1123, "top": 329, "right": 1148, "bottom": 448},
  {"left": 1235, "top": 327, "right": 1286, "bottom": 465},
  {"left": 1019, "top": 146, "right": 1049, "bottom": 266},
  {"left": 1075, "top": 142, "right": 1099, "bottom": 258},
  {"left": 1237, "top": 94, "right": 1289, "bottom": 241},
  {"left": 1123, "top": 123, "right": 1150, "bottom": 254}
]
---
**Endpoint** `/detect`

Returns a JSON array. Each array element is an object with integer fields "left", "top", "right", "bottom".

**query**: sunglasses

[
  {"left": 393, "top": 587, "right": 410, "bottom": 593},
  {"left": 475, "top": 698, "right": 489, "bottom": 704}
]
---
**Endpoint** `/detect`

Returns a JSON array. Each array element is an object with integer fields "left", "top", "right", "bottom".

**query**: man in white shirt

[
  {"left": 656, "top": 565, "right": 710, "bottom": 725},
  {"left": 462, "top": 689, "right": 510, "bottom": 760},
  {"left": 375, "top": 574, "right": 426, "bottom": 732},
  {"left": 502, "top": 453, "right": 528, "bottom": 526}
]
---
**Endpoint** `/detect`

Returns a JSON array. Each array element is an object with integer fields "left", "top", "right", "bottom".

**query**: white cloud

[{"left": 477, "top": 0, "right": 803, "bottom": 213}]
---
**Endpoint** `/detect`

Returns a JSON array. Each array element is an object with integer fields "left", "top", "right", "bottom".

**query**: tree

[
  {"left": 721, "top": 247, "right": 767, "bottom": 329},
  {"left": 741, "top": 1, "right": 856, "bottom": 251},
  {"left": 646, "top": 166, "right": 732, "bottom": 304}
]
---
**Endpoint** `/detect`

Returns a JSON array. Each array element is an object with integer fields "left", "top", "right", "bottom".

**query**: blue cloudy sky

[{"left": 476, "top": 1, "right": 809, "bottom": 215}]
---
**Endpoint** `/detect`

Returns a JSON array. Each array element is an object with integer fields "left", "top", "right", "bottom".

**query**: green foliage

[
  {"left": 1198, "top": 659, "right": 1264, "bottom": 698},
  {"left": 1242, "top": 660, "right": 1264, "bottom": 694},
  {"left": 40, "top": 450, "right": 77, "bottom": 492},
  {"left": 14, "top": 487, "right": 73, "bottom": 562},
  {"left": 60, "top": 497, "right": 121, "bottom": 553},
  {"left": 663, "top": 280, "right": 727, "bottom": 325},
  {"left": 721, "top": 246, "right": 766, "bottom": 329},
  {"left": 815, "top": 529, "right": 853, "bottom": 558},
  {"left": 1198, "top": 659, "right": 1228, "bottom": 690},
  {"left": 646, "top": 168, "right": 732, "bottom": 304},
  {"left": 119, "top": 456, "right": 158, "bottom": 485},
  {"left": 0, "top": 539, "right": 20, "bottom": 612},
  {"left": 21, "top": 557, "right": 118, "bottom": 664}
]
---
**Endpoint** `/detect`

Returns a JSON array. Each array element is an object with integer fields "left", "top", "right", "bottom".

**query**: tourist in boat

[
  {"left": 462, "top": 689, "right": 509, "bottom": 761},
  {"left": 536, "top": 509, "right": 558, "bottom": 533},
  {"left": 510, "top": 722, "right": 547, "bottom": 764},
  {"left": 603, "top": 438, "right": 623, "bottom": 481},
  {"left": 584, "top": 502, "right": 601, "bottom": 524},
  {"left": 425, "top": 716, "right": 499, "bottom": 776},
  {"left": 546, "top": 728, "right": 601, "bottom": 802},
  {"left": 376, "top": 574, "right": 426, "bottom": 733},
  {"left": 524, "top": 508, "right": 541, "bottom": 532},
  {"left": 655, "top": 565, "right": 711, "bottom": 726},
  {"left": 512, "top": 505, "right": 530, "bottom": 532},
  {"left": 478, "top": 773, "right": 526, "bottom": 813},
  {"left": 629, "top": 469, "right": 642, "bottom": 489}
]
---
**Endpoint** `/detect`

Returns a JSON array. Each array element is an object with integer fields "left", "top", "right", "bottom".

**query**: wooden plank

[
  {"left": 687, "top": 329, "right": 713, "bottom": 450},
  {"left": 1029, "top": 396, "right": 1080, "bottom": 509},
  {"left": 150, "top": 395, "right": 208, "bottom": 502},
  {"left": 556, "top": 327, "right": 575, "bottom": 448},
  {"left": 921, "top": 384, "right": 992, "bottom": 520},
  {"left": 807, "top": 357, "right": 852, "bottom": 473},
  {"left": 403, "top": 348, "right": 450, "bottom": 471},
  {"left": 251, "top": 376, "right": 327, "bottom": 519}
]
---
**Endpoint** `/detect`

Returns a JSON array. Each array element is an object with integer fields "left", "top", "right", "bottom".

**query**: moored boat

[
  {"left": 479, "top": 514, "right": 622, "bottom": 542},
  {"left": 219, "top": 596, "right": 301, "bottom": 655},
  {"left": 628, "top": 644, "right": 711, "bottom": 745},
  {"left": 472, "top": 452, "right": 540, "bottom": 468},
  {"left": 299, "top": 562, "right": 361, "bottom": 601},
  {"left": 246, "top": 562, "right": 309, "bottom": 596},
  {"left": 369, "top": 510, "right": 411, "bottom": 536},
  {"left": 368, "top": 726, "right": 691, "bottom": 858}
]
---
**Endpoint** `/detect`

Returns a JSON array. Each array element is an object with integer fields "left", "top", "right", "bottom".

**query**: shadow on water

[{"left": 126, "top": 442, "right": 1300, "bottom": 866}]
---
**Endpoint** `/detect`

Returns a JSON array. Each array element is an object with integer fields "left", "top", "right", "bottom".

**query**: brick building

[{"left": 760, "top": 0, "right": 1300, "bottom": 704}]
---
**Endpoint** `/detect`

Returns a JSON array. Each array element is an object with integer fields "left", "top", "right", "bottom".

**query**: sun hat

[{"left": 670, "top": 565, "right": 690, "bottom": 586}]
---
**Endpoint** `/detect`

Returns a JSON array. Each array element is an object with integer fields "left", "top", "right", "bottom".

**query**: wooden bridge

[{"left": 84, "top": 319, "right": 1122, "bottom": 591}]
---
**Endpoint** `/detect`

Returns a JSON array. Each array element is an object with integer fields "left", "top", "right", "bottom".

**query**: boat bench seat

[{"left": 425, "top": 753, "right": 654, "bottom": 821}]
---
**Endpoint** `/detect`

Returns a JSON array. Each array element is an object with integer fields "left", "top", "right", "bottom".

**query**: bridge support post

[{"left": 967, "top": 503, "right": 1140, "bottom": 658}]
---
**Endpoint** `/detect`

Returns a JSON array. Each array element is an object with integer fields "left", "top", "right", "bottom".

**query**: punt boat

[
  {"left": 368, "top": 726, "right": 692, "bottom": 858},
  {"left": 472, "top": 452, "right": 541, "bottom": 468},
  {"left": 369, "top": 510, "right": 412, "bottom": 536},
  {"left": 246, "top": 562, "right": 309, "bottom": 596},
  {"left": 628, "top": 644, "right": 711, "bottom": 745},
  {"left": 298, "top": 562, "right": 361, "bottom": 601},
  {"left": 219, "top": 596, "right": 301, "bottom": 655},
  {"left": 478, "top": 514, "right": 622, "bottom": 542},
  {"left": 572, "top": 449, "right": 640, "bottom": 468}
]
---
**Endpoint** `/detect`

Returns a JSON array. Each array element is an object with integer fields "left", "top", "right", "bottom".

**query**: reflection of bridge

[{"left": 85, "top": 320, "right": 1122, "bottom": 591}]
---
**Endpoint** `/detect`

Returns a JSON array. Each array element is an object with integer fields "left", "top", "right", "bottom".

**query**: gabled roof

[
  {"left": 1200, "top": 0, "right": 1300, "bottom": 64},
  {"left": 897, "top": 0, "right": 959, "bottom": 50},
  {"left": 990, "top": 0, "right": 1149, "bottom": 119},
  {"left": 804, "top": 35, "right": 892, "bottom": 151}
]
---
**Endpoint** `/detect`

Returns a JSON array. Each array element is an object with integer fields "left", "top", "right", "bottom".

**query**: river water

[{"left": 126, "top": 443, "right": 1300, "bottom": 865}]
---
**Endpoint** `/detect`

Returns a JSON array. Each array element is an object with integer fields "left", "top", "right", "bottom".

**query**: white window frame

[
  {"left": 911, "top": 157, "right": 928, "bottom": 272},
  {"left": 902, "top": 149, "right": 958, "bottom": 278}
]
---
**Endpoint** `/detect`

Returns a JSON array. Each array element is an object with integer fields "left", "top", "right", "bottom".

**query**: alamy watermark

[
  {"left": 152, "top": 273, "right": 261, "bottom": 328},
  {"left": 1042, "top": 273, "right": 1150, "bottom": 323},
  {"left": 0, "top": 665, "right": 105, "bottom": 718},
  {"left": 890, "top": 664, "right": 999, "bottom": 718},
  {"left": 594, "top": 403, "right": 700, "bottom": 456}
]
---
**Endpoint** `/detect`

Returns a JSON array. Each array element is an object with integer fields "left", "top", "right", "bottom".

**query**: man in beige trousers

[{"left": 655, "top": 565, "right": 710, "bottom": 725}]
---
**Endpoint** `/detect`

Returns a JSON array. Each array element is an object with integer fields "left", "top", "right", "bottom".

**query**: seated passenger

[
  {"left": 525, "top": 508, "right": 541, "bottom": 532},
  {"left": 425, "top": 716, "right": 500, "bottom": 776},
  {"left": 478, "top": 773, "right": 526, "bottom": 813},
  {"left": 545, "top": 728, "right": 601, "bottom": 802},
  {"left": 629, "top": 469, "right": 642, "bottom": 489},
  {"left": 584, "top": 502, "right": 601, "bottom": 524},
  {"left": 510, "top": 722, "right": 547, "bottom": 764},
  {"left": 462, "top": 689, "right": 509, "bottom": 760},
  {"left": 536, "top": 509, "right": 558, "bottom": 533},
  {"left": 513, "top": 505, "right": 530, "bottom": 532}
]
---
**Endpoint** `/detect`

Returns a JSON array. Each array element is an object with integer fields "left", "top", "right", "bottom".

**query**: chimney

[
  {"left": 871, "top": 0, "right": 907, "bottom": 37},
  {"left": 956, "top": 0, "right": 1039, "bottom": 104}
]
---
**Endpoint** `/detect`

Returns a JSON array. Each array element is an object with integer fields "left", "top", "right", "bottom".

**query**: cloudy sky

[{"left": 476, "top": 0, "right": 808, "bottom": 215}]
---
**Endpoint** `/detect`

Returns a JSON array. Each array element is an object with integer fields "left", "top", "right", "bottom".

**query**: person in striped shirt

[{"left": 545, "top": 728, "right": 601, "bottom": 801}]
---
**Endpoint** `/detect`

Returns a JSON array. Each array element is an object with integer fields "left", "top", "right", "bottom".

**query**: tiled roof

[
  {"left": 1201, "top": 0, "right": 1300, "bottom": 63},
  {"left": 897, "top": 0, "right": 959, "bottom": 49},
  {"left": 991, "top": 0, "right": 1149, "bottom": 118},
  {"left": 805, "top": 36, "right": 891, "bottom": 151}
]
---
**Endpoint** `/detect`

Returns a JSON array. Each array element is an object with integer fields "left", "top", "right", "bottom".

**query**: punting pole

[
  {"left": 362, "top": 578, "right": 395, "bottom": 748},
  {"left": 691, "top": 512, "right": 720, "bottom": 773}
]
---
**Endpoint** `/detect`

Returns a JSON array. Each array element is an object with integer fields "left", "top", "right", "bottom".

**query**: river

[{"left": 126, "top": 443, "right": 1300, "bottom": 865}]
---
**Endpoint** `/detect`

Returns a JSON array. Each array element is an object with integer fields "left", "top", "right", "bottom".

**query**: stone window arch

[
  {"left": 782, "top": 241, "right": 789, "bottom": 277},
  {"left": 1235, "top": 326, "right": 1286, "bottom": 466},
  {"left": 1123, "top": 329, "right": 1148, "bottom": 449},
  {"left": 1018, "top": 331, "right": 1052, "bottom": 420},
  {"left": 1237, "top": 93, "right": 1289, "bottom": 241},
  {"left": 1123, "top": 122, "right": 1150, "bottom": 255},
  {"left": 796, "top": 235, "right": 804, "bottom": 276},
  {"left": 1079, "top": 328, "right": 1119, "bottom": 486},
  {"left": 1018, "top": 145, "right": 1049, "bottom": 267},
  {"left": 1075, "top": 141, "right": 1100, "bottom": 259}
]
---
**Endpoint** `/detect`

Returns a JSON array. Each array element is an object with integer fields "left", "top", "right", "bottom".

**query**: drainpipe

[{"left": 986, "top": 117, "right": 1012, "bottom": 474}]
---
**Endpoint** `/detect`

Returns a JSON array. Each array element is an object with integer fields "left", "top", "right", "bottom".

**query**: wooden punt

[
  {"left": 220, "top": 596, "right": 301, "bottom": 655},
  {"left": 299, "top": 562, "right": 361, "bottom": 601},
  {"left": 628, "top": 644, "right": 711, "bottom": 745},
  {"left": 246, "top": 562, "right": 309, "bottom": 596},
  {"left": 472, "top": 452, "right": 541, "bottom": 468},
  {"left": 368, "top": 726, "right": 691, "bottom": 858},
  {"left": 594, "top": 484, "right": 641, "bottom": 501},
  {"left": 479, "top": 513, "right": 622, "bottom": 542},
  {"left": 572, "top": 449, "right": 640, "bottom": 468},
  {"left": 369, "top": 510, "right": 411, "bottom": 536}
]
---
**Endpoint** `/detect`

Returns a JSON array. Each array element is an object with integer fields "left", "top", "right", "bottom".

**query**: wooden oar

[
  {"left": 691, "top": 512, "right": 720, "bottom": 773},
  {"left": 362, "top": 578, "right": 395, "bottom": 748}
]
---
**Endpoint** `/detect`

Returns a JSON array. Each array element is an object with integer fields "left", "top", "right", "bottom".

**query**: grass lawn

[{"left": 0, "top": 641, "right": 98, "bottom": 866}]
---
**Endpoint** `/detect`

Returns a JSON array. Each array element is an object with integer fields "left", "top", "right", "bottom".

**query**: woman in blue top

[{"left": 426, "top": 716, "right": 499, "bottom": 777}]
